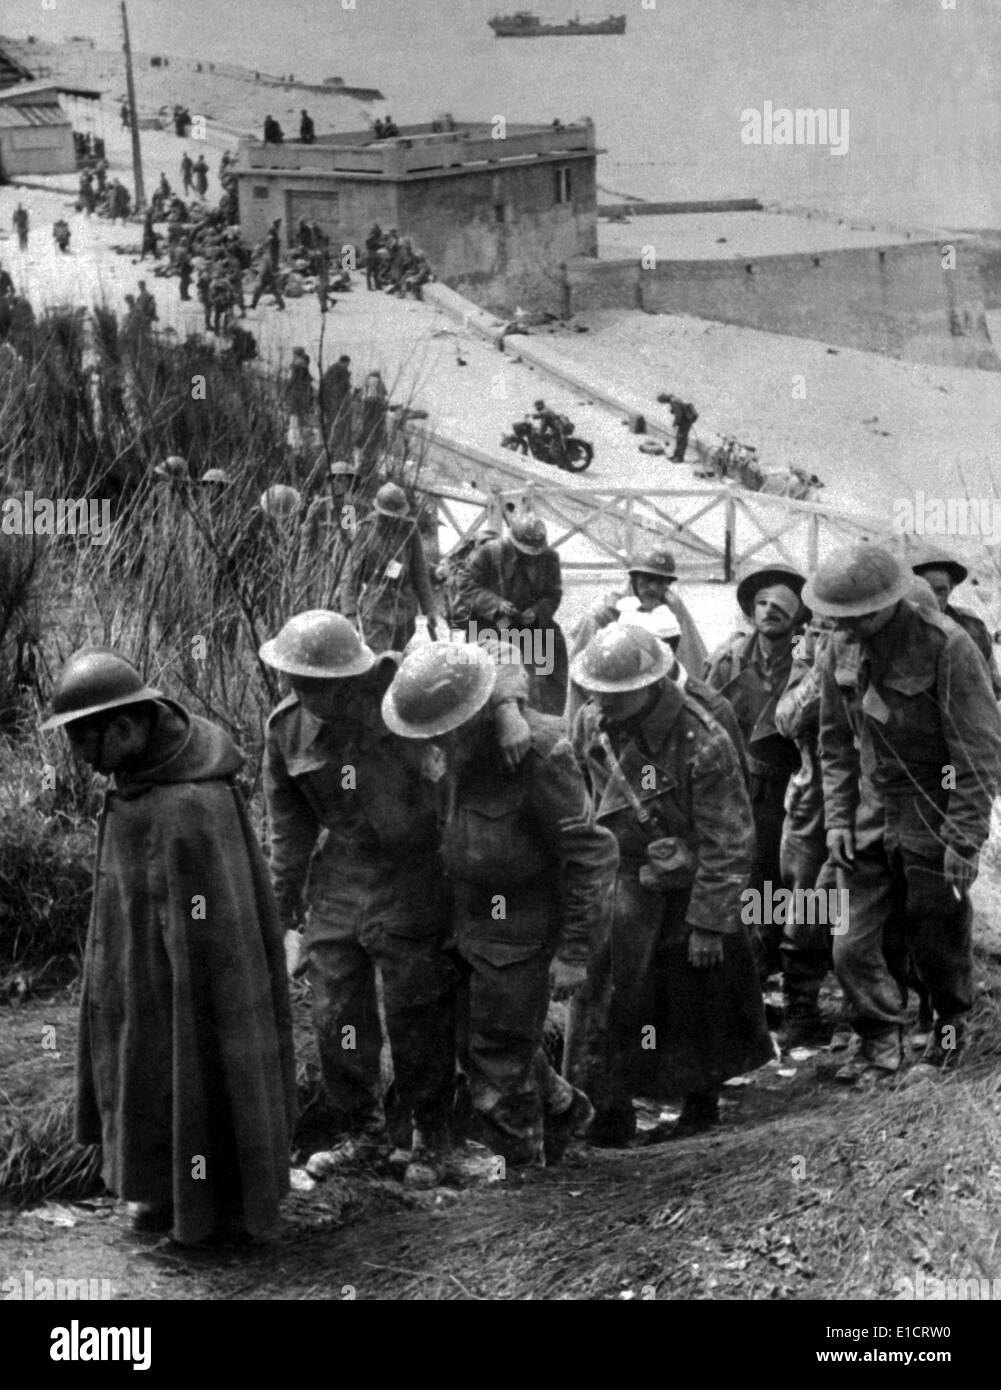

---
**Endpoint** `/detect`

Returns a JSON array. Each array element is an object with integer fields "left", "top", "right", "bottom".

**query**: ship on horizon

[{"left": 488, "top": 11, "right": 626, "bottom": 37}]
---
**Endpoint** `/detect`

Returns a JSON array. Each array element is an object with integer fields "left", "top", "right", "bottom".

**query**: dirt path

[{"left": 8, "top": 975, "right": 998, "bottom": 1303}]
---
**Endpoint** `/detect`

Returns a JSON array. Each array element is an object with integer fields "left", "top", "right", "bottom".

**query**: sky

[{"left": 3, "top": 0, "right": 999, "bottom": 226}]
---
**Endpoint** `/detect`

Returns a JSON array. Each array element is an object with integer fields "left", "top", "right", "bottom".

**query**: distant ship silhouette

[{"left": 488, "top": 12, "right": 626, "bottom": 37}]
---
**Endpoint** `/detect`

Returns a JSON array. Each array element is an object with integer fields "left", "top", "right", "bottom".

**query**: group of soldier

[
  {"left": 39, "top": 455, "right": 1001, "bottom": 1246},
  {"left": 364, "top": 224, "right": 434, "bottom": 298}
]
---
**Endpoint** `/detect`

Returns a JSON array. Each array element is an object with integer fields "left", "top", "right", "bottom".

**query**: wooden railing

[{"left": 419, "top": 473, "right": 904, "bottom": 582}]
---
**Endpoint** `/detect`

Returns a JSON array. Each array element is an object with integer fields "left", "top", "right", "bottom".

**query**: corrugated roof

[
  {"left": 0, "top": 102, "right": 70, "bottom": 129},
  {"left": 0, "top": 78, "right": 102, "bottom": 103},
  {"left": 0, "top": 42, "right": 35, "bottom": 90}
]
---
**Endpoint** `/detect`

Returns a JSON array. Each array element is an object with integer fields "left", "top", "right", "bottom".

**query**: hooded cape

[{"left": 76, "top": 701, "right": 296, "bottom": 1244}]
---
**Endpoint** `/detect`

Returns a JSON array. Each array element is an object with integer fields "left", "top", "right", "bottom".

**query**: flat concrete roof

[{"left": 597, "top": 210, "right": 934, "bottom": 262}]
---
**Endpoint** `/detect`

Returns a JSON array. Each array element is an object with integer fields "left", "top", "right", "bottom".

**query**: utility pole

[{"left": 121, "top": 0, "right": 145, "bottom": 209}]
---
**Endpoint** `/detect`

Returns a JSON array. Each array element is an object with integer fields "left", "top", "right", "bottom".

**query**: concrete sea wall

[{"left": 555, "top": 241, "right": 999, "bottom": 370}]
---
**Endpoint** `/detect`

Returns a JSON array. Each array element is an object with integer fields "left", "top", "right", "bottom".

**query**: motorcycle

[{"left": 501, "top": 417, "right": 594, "bottom": 472}]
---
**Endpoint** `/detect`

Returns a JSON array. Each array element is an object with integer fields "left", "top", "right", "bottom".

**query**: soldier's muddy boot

[
  {"left": 668, "top": 1090, "right": 720, "bottom": 1140},
  {"left": 129, "top": 1201, "right": 174, "bottom": 1234},
  {"left": 910, "top": 1000, "right": 935, "bottom": 1052},
  {"left": 543, "top": 1086, "right": 595, "bottom": 1166},
  {"left": 906, "top": 1017, "right": 966, "bottom": 1082},
  {"left": 306, "top": 1105, "right": 390, "bottom": 1176},
  {"left": 834, "top": 1029, "right": 900, "bottom": 1086},
  {"left": 403, "top": 1126, "right": 452, "bottom": 1190}
]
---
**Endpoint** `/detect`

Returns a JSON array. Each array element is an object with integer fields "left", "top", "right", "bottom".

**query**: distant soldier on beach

[
  {"left": 78, "top": 170, "right": 96, "bottom": 216},
  {"left": 658, "top": 393, "right": 699, "bottom": 462},
  {"left": 136, "top": 280, "right": 158, "bottom": 324},
  {"left": 177, "top": 246, "right": 193, "bottom": 301},
  {"left": 210, "top": 267, "right": 235, "bottom": 334},
  {"left": 365, "top": 224, "right": 384, "bottom": 290},
  {"left": 12, "top": 203, "right": 28, "bottom": 252},
  {"left": 266, "top": 218, "right": 282, "bottom": 271},
  {"left": 196, "top": 260, "right": 213, "bottom": 331},
  {"left": 140, "top": 205, "right": 158, "bottom": 260},
  {"left": 299, "top": 109, "right": 316, "bottom": 143},
  {"left": 193, "top": 155, "right": 209, "bottom": 198},
  {"left": 250, "top": 247, "right": 286, "bottom": 311},
  {"left": 319, "top": 355, "right": 353, "bottom": 456},
  {"left": 180, "top": 151, "right": 194, "bottom": 195}
]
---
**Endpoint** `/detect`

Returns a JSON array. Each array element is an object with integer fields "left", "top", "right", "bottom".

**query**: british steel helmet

[
  {"left": 382, "top": 642, "right": 497, "bottom": 738},
  {"left": 259, "top": 611, "right": 376, "bottom": 679},
  {"left": 508, "top": 513, "right": 548, "bottom": 555},
  {"left": 153, "top": 454, "right": 189, "bottom": 481},
  {"left": 736, "top": 564, "right": 807, "bottom": 618},
  {"left": 570, "top": 623, "right": 673, "bottom": 694},
  {"left": 909, "top": 543, "right": 968, "bottom": 587},
  {"left": 373, "top": 482, "right": 410, "bottom": 520},
  {"left": 627, "top": 547, "right": 677, "bottom": 583},
  {"left": 200, "top": 468, "right": 230, "bottom": 486},
  {"left": 802, "top": 542, "right": 912, "bottom": 618},
  {"left": 907, "top": 575, "right": 939, "bottom": 616},
  {"left": 259, "top": 484, "right": 301, "bottom": 518},
  {"left": 40, "top": 648, "right": 163, "bottom": 731}
]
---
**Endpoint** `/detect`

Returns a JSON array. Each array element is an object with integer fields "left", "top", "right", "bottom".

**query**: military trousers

[
  {"left": 748, "top": 767, "right": 793, "bottom": 979},
  {"left": 307, "top": 890, "right": 456, "bottom": 1138},
  {"left": 779, "top": 832, "right": 835, "bottom": 1009},
  {"left": 452, "top": 890, "right": 573, "bottom": 1167},
  {"left": 832, "top": 839, "right": 973, "bottom": 1047}
]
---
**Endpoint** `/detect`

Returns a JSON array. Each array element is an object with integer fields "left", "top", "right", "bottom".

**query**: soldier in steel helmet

[
  {"left": 260, "top": 613, "right": 533, "bottom": 1186},
  {"left": 339, "top": 481, "right": 439, "bottom": 653},
  {"left": 568, "top": 624, "right": 771, "bottom": 1144},
  {"left": 703, "top": 565, "right": 810, "bottom": 983},
  {"left": 566, "top": 547, "right": 707, "bottom": 723},
  {"left": 615, "top": 602, "right": 748, "bottom": 783},
  {"left": 806, "top": 541, "right": 1001, "bottom": 1083},
  {"left": 457, "top": 509, "right": 568, "bottom": 714},
  {"left": 221, "top": 485, "right": 303, "bottom": 634},
  {"left": 40, "top": 649, "right": 296, "bottom": 1247},
  {"left": 910, "top": 544, "right": 1001, "bottom": 699},
  {"left": 383, "top": 641, "right": 618, "bottom": 1169}
]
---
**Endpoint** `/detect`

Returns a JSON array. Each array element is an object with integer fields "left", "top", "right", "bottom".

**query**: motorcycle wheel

[{"left": 561, "top": 439, "right": 593, "bottom": 472}]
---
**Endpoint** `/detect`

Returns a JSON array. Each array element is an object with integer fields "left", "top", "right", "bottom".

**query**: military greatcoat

[{"left": 569, "top": 683, "right": 772, "bottom": 1113}]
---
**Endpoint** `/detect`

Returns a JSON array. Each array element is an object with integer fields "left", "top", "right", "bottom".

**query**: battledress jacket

[
  {"left": 818, "top": 601, "right": 1001, "bottom": 858},
  {"left": 264, "top": 658, "right": 444, "bottom": 939},
  {"left": 571, "top": 685, "right": 773, "bottom": 1096},
  {"left": 76, "top": 701, "right": 296, "bottom": 1246},
  {"left": 458, "top": 538, "right": 568, "bottom": 713},
  {"left": 264, "top": 655, "right": 531, "bottom": 938},
  {"left": 438, "top": 707, "right": 618, "bottom": 966},
  {"left": 945, "top": 603, "right": 1001, "bottom": 699},
  {"left": 703, "top": 629, "right": 803, "bottom": 781},
  {"left": 339, "top": 513, "right": 436, "bottom": 651}
]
